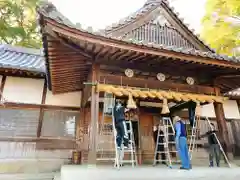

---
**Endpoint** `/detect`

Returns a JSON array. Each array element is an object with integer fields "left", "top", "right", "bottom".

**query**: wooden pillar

[
  {"left": 213, "top": 102, "right": 231, "bottom": 155},
  {"left": 87, "top": 63, "right": 100, "bottom": 165},
  {"left": 213, "top": 87, "right": 232, "bottom": 156},
  {"left": 37, "top": 80, "right": 47, "bottom": 137}
]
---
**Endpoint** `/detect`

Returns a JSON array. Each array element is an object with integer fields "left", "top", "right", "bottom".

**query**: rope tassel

[
  {"left": 161, "top": 98, "right": 170, "bottom": 114},
  {"left": 195, "top": 101, "right": 201, "bottom": 117},
  {"left": 127, "top": 93, "right": 137, "bottom": 109}
]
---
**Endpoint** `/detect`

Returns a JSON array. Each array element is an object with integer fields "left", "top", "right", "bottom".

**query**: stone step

[
  {"left": 0, "top": 173, "right": 55, "bottom": 180},
  {"left": 0, "top": 159, "right": 69, "bottom": 173}
]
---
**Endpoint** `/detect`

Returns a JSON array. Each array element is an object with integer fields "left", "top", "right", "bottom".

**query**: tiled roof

[
  {"left": 37, "top": 1, "right": 240, "bottom": 64},
  {"left": 0, "top": 44, "right": 45, "bottom": 73},
  {"left": 121, "top": 22, "right": 195, "bottom": 49},
  {"left": 104, "top": 0, "right": 214, "bottom": 52}
]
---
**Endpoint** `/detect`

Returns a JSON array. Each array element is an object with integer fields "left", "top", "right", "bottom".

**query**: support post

[
  {"left": 213, "top": 102, "right": 232, "bottom": 159},
  {"left": 87, "top": 63, "right": 100, "bottom": 165}
]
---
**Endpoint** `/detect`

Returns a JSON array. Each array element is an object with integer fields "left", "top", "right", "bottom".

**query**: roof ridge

[
  {"left": 37, "top": 0, "right": 75, "bottom": 28},
  {"left": 0, "top": 44, "right": 43, "bottom": 56},
  {"left": 104, "top": 3, "right": 158, "bottom": 32}
]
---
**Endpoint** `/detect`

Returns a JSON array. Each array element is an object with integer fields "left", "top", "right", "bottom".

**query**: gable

[
  {"left": 122, "top": 22, "right": 195, "bottom": 49},
  {"left": 104, "top": 0, "right": 212, "bottom": 52}
]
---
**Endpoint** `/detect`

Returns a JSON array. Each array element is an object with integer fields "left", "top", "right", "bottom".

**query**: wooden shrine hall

[{"left": 37, "top": 0, "right": 240, "bottom": 164}]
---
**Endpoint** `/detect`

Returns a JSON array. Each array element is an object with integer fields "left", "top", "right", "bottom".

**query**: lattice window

[
  {"left": 41, "top": 110, "right": 80, "bottom": 139},
  {"left": 0, "top": 108, "right": 40, "bottom": 137}
]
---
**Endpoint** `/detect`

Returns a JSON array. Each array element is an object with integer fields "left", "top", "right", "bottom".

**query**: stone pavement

[
  {"left": 60, "top": 165, "right": 240, "bottom": 180},
  {"left": 0, "top": 173, "right": 55, "bottom": 180}
]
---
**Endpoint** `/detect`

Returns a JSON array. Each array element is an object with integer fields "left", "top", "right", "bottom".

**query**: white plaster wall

[
  {"left": 2, "top": 77, "right": 44, "bottom": 104},
  {"left": 200, "top": 100, "right": 240, "bottom": 119},
  {"left": 223, "top": 100, "right": 240, "bottom": 119},
  {"left": 201, "top": 103, "right": 216, "bottom": 118},
  {"left": 45, "top": 90, "right": 81, "bottom": 107}
]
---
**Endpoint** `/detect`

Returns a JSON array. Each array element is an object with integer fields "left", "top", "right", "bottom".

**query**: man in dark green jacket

[{"left": 200, "top": 123, "right": 220, "bottom": 167}]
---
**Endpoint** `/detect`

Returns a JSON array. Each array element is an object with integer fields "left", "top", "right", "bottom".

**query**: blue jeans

[{"left": 177, "top": 137, "right": 191, "bottom": 169}]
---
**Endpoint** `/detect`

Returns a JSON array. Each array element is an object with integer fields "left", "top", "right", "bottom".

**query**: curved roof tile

[
  {"left": 37, "top": 1, "right": 240, "bottom": 63},
  {"left": 103, "top": 0, "right": 215, "bottom": 52},
  {"left": 0, "top": 44, "right": 45, "bottom": 73}
]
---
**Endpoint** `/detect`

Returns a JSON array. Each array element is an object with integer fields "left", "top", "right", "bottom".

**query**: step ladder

[
  {"left": 153, "top": 117, "right": 179, "bottom": 167},
  {"left": 97, "top": 93, "right": 137, "bottom": 169},
  {"left": 204, "top": 117, "right": 231, "bottom": 168},
  {"left": 188, "top": 115, "right": 200, "bottom": 160},
  {"left": 115, "top": 120, "right": 138, "bottom": 168}
]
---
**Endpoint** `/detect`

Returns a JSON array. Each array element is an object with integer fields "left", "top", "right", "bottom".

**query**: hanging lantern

[
  {"left": 161, "top": 98, "right": 170, "bottom": 114},
  {"left": 195, "top": 101, "right": 201, "bottom": 117},
  {"left": 127, "top": 93, "right": 137, "bottom": 109}
]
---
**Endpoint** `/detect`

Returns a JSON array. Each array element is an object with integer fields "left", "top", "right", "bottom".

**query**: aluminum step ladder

[
  {"left": 188, "top": 116, "right": 200, "bottom": 160},
  {"left": 96, "top": 93, "right": 137, "bottom": 169},
  {"left": 115, "top": 120, "right": 138, "bottom": 168},
  {"left": 153, "top": 117, "right": 180, "bottom": 167},
  {"left": 204, "top": 117, "right": 231, "bottom": 168}
]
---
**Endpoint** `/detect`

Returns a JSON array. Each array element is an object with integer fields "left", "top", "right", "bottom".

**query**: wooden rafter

[{"left": 46, "top": 20, "right": 240, "bottom": 69}]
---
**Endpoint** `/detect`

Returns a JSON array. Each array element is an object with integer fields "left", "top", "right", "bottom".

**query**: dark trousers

[
  {"left": 209, "top": 144, "right": 220, "bottom": 166},
  {"left": 155, "top": 144, "right": 166, "bottom": 163},
  {"left": 115, "top": 121, "right": 129, "bottom": 148}
]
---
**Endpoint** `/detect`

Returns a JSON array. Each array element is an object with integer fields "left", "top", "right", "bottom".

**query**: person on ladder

[
  {"left": 113, "top": 99, "right": 129, "bottom": 149},
  {"left": 200, "top": 123, "right": 220, "bottom": 167},
  {"left": 173, "top": 116, "right": 191, "bottom": 170},
  {"left": 153, "top": 123, "right": 167, "bottom": 165}
]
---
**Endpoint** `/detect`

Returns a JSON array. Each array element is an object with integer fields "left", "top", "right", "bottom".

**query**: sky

[{"left": 49, "top": 0, "right": 207, "bottom": 33}]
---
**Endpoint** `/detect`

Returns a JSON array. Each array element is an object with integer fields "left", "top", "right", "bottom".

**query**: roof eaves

[
  {"left": 0, "top": 44, "right": 43, "bottom": 56},
  {"left": 0, "top": 44, "right": 46, "bottom": 74},
  {"left": 37, "top": 1, "right": 240, "bottom": 66}
]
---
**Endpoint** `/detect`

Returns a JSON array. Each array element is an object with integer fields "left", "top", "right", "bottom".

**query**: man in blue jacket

[{"left": 173, "top": 116, "right": 191, "bottom": 170}]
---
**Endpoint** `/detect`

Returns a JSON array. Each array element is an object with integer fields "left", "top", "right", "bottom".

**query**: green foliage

[
  {"left": 201, "top": 0, "right": 240, "bottom": 56},
  {"left": 0, "top": 0, "right": 41, "bottom": 48}
]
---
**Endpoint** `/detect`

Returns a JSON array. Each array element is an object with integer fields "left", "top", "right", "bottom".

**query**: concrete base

[
  {"left": 0, "top": 159, "right": 69, "bottom": 173},
  {"left": 61, "top": 165, "right": 240, "bottom": 180},
  {"left": 0, "top": 173, "right": 55, "bottom": 180}
]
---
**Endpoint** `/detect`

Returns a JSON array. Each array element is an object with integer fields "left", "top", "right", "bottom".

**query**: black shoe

[{"left": 180, "top": 167, "right": 190, "bottom": 170}]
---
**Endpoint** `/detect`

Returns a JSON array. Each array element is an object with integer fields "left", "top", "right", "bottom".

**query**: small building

[
  {"left": 0, "top": 44, "right": 81, "bottom": 173},
  {"left": 36, "top": 0, "right": 240, "bottom": 165},
  {"left": 1, "top": 0, "right": 240, "bottom": 173}
]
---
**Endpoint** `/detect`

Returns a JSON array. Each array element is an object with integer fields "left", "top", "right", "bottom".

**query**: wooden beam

[
  {"left": 81, "top": 70, "right": 93, "bottom": 107},
  {"left": 0, "top": 75, "right": 6, "bottom": 100},
  {"left": 99, "top": 73, "right": 216, "bottom": 95},
  {"left": 46, "top": 20, "right": 240, "bottom": 69},
  {"left": 97, "top": 58, "right": 210, "bottom": 79},
  {"left": 87, "top": 63, "right": 100, "bottom": 164},
  {"left": 37, "top": 80, "right": 47, "bottom": 137},
  {"left": 44, "top": 26, "right": 92, "bottom": 59},
  {"left": 214, "top": 102, "right": 231, "bottom": 154},
  {"left": 0, "top": 102, "right": 80, "bottom": 111},
  {"left": 213, "top": 88, "right": 231, "bottom": 157}
]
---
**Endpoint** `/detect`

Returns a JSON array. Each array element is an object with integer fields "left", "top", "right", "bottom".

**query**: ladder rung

[
  {"left": 121, "top": 160, "right": 137, "bottom": 163},
  {"left": 123, "top": 149, "right": 136, "bottom": 153},
  {"left": 97, "top": 158, "right": 116, "bottom": 161},
  {"left": 156, "top": 150, "right": 177, "bottom": 153},
  {"left": 158, "top": 133, "right": 175, "bottom": 136}
]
